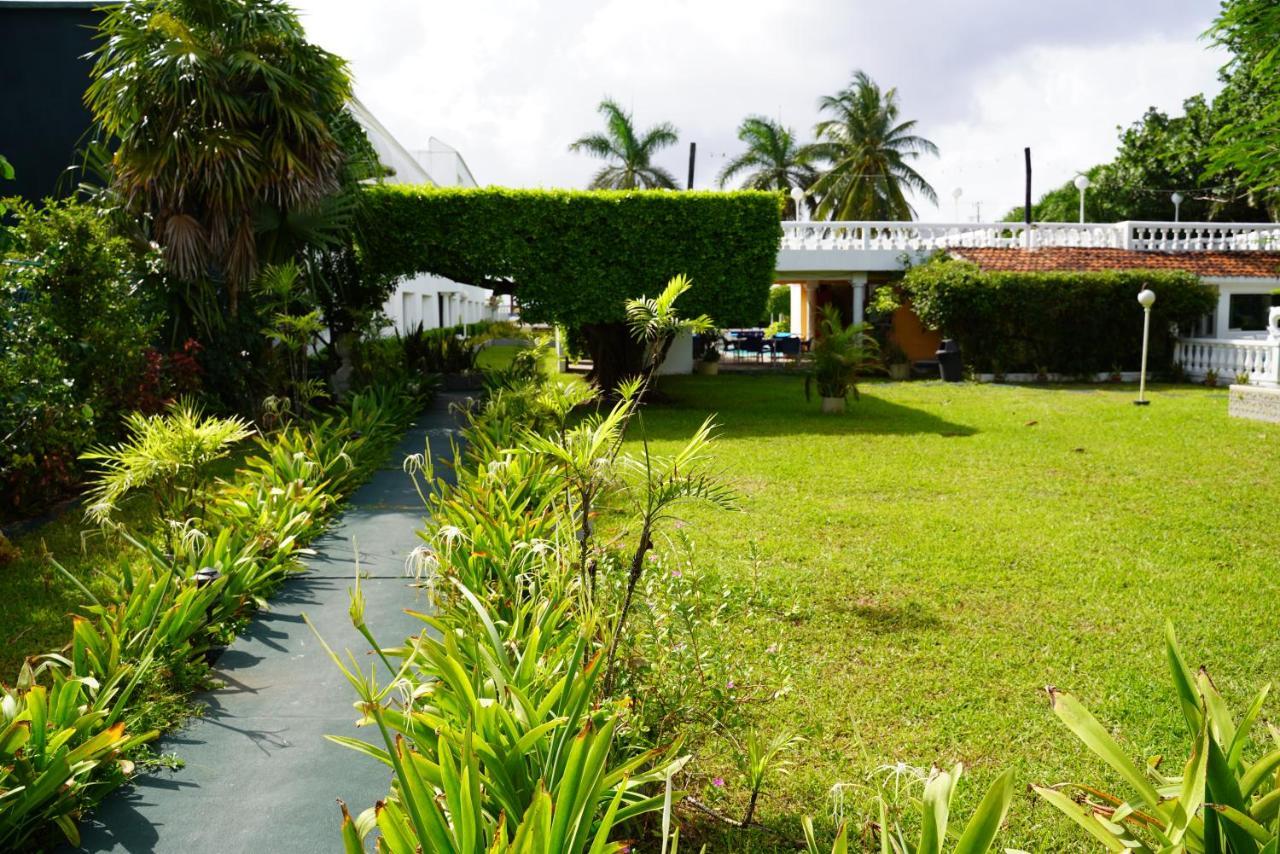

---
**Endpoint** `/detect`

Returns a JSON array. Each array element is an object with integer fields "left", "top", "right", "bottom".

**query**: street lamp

[
  {"left": 1172, "top": 191, "right": 1184, "bottom": 222},
  {"left": 1073, "top": 174, "right": 1091, "bottom": 224},
  {"left": 1135, "top": 288, "right": 1156, "bottom": 406},
  {"left": 790, "top": 186, "right": 805, "bottom": 222}
]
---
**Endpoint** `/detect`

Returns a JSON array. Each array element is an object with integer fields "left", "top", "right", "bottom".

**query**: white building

[{"left": 348, "top": 99, "right": 513, "bottom": 334}]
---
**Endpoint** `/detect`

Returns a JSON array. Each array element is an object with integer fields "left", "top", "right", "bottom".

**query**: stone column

[
  {"left": 801, "top": 283, "right": 817, "bottom": 339},
  {"left": 850, "top": 273, "right": 868, "bottom": 325}
]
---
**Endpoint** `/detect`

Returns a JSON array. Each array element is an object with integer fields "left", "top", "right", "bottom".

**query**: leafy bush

[
  {"left": 356, "top": 186, "right": 781, "bottom": 387},
  {"left": 357, "top": 187, "right": 781, "bottom": 329},
  {"left": 890, "top": 257, "right": 1217, "bottom": 374},
  {"left": 0, "top": 197, "right": 161, "bottom": 518}
]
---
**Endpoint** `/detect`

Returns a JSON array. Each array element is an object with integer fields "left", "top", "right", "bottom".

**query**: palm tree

[
  {"left": 569, "top": 99, "right": 679, "bottom": 189},
  {"left": 86, "top": 0, "right": 353, "bottom": 313},
  {"left": 717, "top": 116, "right": 817, "bottom": 218},
  {"left": 809, "top": 71, "right": 939, "bottom": 220}
]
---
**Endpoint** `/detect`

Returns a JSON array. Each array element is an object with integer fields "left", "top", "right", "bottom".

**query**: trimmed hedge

[
  {"left": 893, "top": 257, "right": 1217, "bottom": 374},
  {"left": 356, "top": 186, "right": 783, "bottom": 328}
]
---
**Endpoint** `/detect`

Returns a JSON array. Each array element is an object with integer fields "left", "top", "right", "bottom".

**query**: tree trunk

[{"left": 580, "top": 322, "right": 646, "bottom": 394}]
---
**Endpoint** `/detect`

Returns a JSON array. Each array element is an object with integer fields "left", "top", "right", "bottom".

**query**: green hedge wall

[
  {"left": 896, "top": 257, "right": 1217, "bottom": 374},
  {"left": 356, "top": 186, "right": 783, "bottom": 327}
]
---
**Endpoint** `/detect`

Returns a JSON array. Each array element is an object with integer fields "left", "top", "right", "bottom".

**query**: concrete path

[{"left": 74, "top": 395, "right": 465, "bottom": 854}]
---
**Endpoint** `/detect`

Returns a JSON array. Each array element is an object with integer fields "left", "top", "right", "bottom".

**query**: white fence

[
  {"left": 1175, "top": 338, "right": 1280, "bottom": 386},
  {"left": 780, "top": 220, "right": 1280, "bottom": 253}
]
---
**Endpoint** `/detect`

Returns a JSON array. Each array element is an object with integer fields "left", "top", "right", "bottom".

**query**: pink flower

[
  {"left": 726, "top": 680, "right": 735, "bottom": 690},
  {"left": 671, "top": 569, "right": 682, "bottom": 578},
  {"left": 712, "top": 777, "right": 725, "bottom": 787}
]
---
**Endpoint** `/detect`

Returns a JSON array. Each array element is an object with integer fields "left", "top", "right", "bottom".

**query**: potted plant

[
  {"left": 803, "top": 304, "right": 881, "bottom": 413},
  {"left": 695, "top": 344, "right": 721, "bottom": 376},
  {"left": 884, "top": 341, "right": 910, "bottom": 381}
]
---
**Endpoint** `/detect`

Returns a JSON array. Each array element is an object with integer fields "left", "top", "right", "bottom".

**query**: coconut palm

[
  {"left": 809, "top": 71, "right": 939, "bottom": 221},
  {"left": 569, "top": 99, "right": 679, "bottom": 190},
  {"left": 85, "top": 0, "right": 353, "bottom": 313},
  {"left": 717, "top": 116, "right": 817, "bottom": 218}
]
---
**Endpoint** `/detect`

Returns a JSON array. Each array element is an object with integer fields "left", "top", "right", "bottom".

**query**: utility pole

[{"left": 687, "top": 142, "right": 696, "bottom": 190}]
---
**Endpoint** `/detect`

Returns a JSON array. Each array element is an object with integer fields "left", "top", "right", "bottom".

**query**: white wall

[{"left": 382, "top": 273, "right": 500, "bottom": 335}]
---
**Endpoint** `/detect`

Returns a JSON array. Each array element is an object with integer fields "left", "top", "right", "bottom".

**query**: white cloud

[
  {"left": 294, "top": 0, "right": 1227, "bottom": 221},
  {"left": 918, "top": 37, "right": 1227, "bottom": 221}
]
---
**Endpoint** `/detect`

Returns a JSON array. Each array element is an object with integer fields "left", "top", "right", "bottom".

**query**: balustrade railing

[
  {"left": 779, "top": 220, "right": 1280, "bottom": 253},
  {"left": 1175, "top": 337, "right": 1280, "bottom": 386}
]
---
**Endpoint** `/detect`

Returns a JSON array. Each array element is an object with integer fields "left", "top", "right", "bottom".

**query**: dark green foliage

[
  {"left": 895, "top": 257, "right": 1217, "bottom": 374},
  {"left": 1207, "top": 0, "right": 1280, "bottom": 201},
  {"left": 0, "top": 198, "right": 158, "bottom": 518},
  {"left": 356, "top": 186, "right": 782, "bottom": 329},
  {"left": 766, "top": 285, "right": 791, "bottom": 319}
]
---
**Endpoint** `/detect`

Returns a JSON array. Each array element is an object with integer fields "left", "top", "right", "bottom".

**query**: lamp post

[
  {"left": 1135, "top": 288, "right": 1156, "bottom": 406},
  {"left": 1172, "top": 191, "right": 1184, "bottom": 222},
  {"left": 1073, "top": 174, "right": 1090, "bottom": 224},
  {"left": 790, "top": 186, "right": 805, "bottom": 222}
]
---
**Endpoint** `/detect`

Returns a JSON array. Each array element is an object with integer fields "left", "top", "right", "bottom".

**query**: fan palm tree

[
  {"left": 86, "top": 0, "right": 353, "bottom": 313},
  {"left": 717, "top": 116, "right": 817, "bottom": 218},
  {"left": 569, "top": 99, "right": 679, "bottom": 190},
  {"left": 809, "top": 71, "right": 939, "bottom": 221}
]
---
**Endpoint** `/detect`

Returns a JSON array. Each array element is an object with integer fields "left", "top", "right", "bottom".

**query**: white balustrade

[
  {"left": 780, "top": 220, "right": 1280, "bottom": 254},
  {"left": 1175, "top": 338, "right": 1280, "bottom": 386}
]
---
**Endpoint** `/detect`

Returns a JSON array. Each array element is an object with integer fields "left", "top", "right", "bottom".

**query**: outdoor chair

[{"left": 772, "top": 335, "right": 801, "bottom": 362}]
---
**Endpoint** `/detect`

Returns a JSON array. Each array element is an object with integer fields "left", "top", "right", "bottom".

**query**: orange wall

[{"left": 890, "top": 303, "right": 941, "bottom": 361}]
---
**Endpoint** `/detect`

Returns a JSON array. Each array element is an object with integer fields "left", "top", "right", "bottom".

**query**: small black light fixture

[{"left": 193, "top": 566, "right": 222, "bottom": 587}]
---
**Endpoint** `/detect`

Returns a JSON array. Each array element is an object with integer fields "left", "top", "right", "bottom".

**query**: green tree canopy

[{"left": 569, "top": 99, "right": 680, "bottom": 190}]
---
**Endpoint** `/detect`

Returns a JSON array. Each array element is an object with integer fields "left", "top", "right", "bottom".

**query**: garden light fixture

[
  {"left": 1073, "top": 174, "right": 1090, "bottom": 223},
  {"left": 790, "top": 186, "right": 805, "bottom": 222},
  {"left": 1172, "top": 191, "right": 1184, "bottom": 222},
  {"left": 1136, "top": 288, "right": 1155, "bottom": 406}
]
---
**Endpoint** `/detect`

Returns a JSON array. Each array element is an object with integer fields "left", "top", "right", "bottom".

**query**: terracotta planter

[
  {"left": 821, "top": 396, "right": 846, "bottom": 414},
  {"left": 887, "top": 362, "right": 910, "bottom": 381},
  {"left": 695, "top": 361, "right": 720, "bottom": 376}
]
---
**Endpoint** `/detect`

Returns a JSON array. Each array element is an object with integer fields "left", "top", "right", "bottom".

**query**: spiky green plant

[
  {"left": 1035, "top": 622, "right": 1280, "bottom": 853},
  {"left": 81, "top": 400, "right": 254, "bottom": 526},
  {"left": 803, "top": 304, "right": 881, "bottom": 403},
  {"left": 569, "top": 98, "right": 680, "bottom": 190}
]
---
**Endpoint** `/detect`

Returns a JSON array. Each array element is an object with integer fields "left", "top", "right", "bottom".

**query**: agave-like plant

[{"left": 1035, "top": 622, "right": 1280, "bottom": 853}]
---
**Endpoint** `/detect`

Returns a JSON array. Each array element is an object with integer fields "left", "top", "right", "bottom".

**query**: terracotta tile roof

[{"left": 950, "top": 247, "right": 1280, "bottom": 279}]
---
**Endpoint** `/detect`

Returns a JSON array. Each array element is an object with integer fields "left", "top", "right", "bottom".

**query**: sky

[{"left": 294, "top": 0, "right": 1229, "bottom": 222}]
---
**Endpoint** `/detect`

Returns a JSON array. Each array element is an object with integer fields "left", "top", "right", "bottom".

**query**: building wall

[
  {"left": 380, "top": 274, "right": 500, "bottom": 335},
  {"left": 0, "top": 2, "right": 109, "bottom": 202}
]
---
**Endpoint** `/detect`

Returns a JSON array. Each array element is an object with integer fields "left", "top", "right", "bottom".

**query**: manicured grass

[{"left": 619, "top": 375, "right": 1280, "bottom": 850}]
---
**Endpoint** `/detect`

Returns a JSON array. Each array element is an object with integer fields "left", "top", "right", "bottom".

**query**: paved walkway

[{"left": 74, "top": 395, "right": 464, "bottom": 853}]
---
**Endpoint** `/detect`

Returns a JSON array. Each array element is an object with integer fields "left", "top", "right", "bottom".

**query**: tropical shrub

[
  {"left": 890, "top": 257, "right": 1217, "bottom": 374},
  {"left": 803, "top": 305, "right": 881, "bottom": 402},
  {"left": 0, "top": 197, "right": 159, "bottom": 517},
  {"left": 80, "top": 401, "right": 255, "bottom": 527},
  {"left": 1036, "top": 623, "right": 1280, "bottom": 853}
]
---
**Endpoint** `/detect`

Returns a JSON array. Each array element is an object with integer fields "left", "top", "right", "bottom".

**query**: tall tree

[
  {"left": 717, "top": 116, "right": 816, "bottom": 218},
  {"left": 569, "top": 99, "right": 679, "bottom": 190},
  {"left": 1207, "top": 0, "right": 1280, "bottom": 200},
  {"left": 808, "top": 71, "right": 938, "bottom": 221},
  {"left": 86, "top": 0, "right": 353, "bottom": 313}
]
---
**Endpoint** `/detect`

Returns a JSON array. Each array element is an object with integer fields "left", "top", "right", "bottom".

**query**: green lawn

[{"left": 619, "top": 374, "right": 1280, "bottom": 850}]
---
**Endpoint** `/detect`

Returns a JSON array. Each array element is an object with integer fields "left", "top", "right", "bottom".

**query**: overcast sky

[{"left": 294, "top": 0, "right": 1227, "bottom": 222}]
